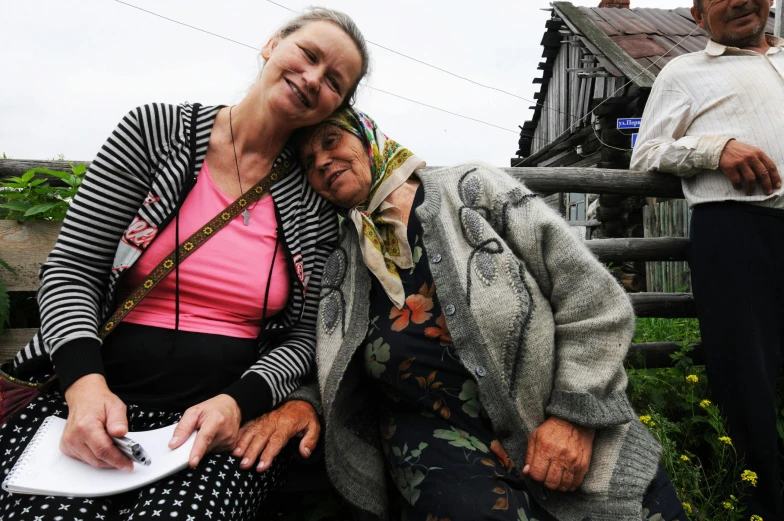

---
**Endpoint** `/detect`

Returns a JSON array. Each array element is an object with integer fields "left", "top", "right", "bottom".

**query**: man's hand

[
  {"left": 522, "top": 417, "right": 595, "bottom": 492},
  {"left": 169, "top": 394, "right": 242, "bottom": 468},
  {"left": 232, "top": 400, "right": 320, "bottom": 472},
  {"left": 61, "top": 374, "right": 133, "bottom": 471},
  {"left": 719, "top": 139, "right": 781, "bottom": 195}
]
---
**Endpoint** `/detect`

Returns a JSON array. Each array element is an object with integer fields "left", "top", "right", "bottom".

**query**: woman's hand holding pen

[
  {"left": 61, "top": 373, "right": 134, "bottom": 471},
  {"left": 168, "top": 394, "right": 242, "bottom": 468}
]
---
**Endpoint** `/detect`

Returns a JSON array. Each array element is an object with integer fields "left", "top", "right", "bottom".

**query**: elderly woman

[
  {"left": 0, "top": 8, "right": 369, "bottom": 520},
  {"left": 272, "top": 109, "right": 686, "bottom": 521}
]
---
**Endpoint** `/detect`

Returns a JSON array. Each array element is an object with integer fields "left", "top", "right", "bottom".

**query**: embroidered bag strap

[{"left": 98, "top": 120, "right": 294, "bottom": 339}]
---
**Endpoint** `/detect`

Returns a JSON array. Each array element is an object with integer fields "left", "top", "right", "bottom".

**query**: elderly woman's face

[{"left": 300, "top": 125, "right": 373, "bottom": 208}]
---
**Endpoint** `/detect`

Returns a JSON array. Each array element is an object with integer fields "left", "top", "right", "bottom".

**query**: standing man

[{"left": 631, "top": 0, "right": 783, "bottom": 518}]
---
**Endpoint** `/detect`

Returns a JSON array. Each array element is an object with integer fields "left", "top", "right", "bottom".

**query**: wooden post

[{"left": 776, "top": 3, "right": 783, "bottom": 38}]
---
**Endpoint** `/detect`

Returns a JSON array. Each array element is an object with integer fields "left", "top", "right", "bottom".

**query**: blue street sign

[
  {"left": 617, "top": 118, "right": 641, "bottom": 130},
  {"left": 631, "top": 133, "right": 639, "bottom": 148}
]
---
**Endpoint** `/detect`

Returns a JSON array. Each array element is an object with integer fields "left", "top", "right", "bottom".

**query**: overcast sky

[{"left": 3, "top": 0, "right": 700, "bottom": 167}]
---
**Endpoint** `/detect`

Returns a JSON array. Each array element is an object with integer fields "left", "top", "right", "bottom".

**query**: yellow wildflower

[
  {"left": 699, "top": 399, "right": 711, "bottom": 408},
  {"left": 750, "top": 515, "right": 763, "bottom": 521},
  {"left": 741, "top": 469, "right": 758, "bottom": 487},
  {"left": 722, "top": 500, "right": 734, "bottom": 510},
  {"left": 686, "top": 374, "right": 699, "bottom": 384},
  {"left": 718, "top": 436, "right": 732, "bottom": 445},
  {"left": 639, "top": 415, "right": 652, "bottom": 426},
  {"left": 680, "top": 455, "right": 690, "bottom": 462},
  {"left": 682, "top": 503, "right": 692, "bottom": 515}
]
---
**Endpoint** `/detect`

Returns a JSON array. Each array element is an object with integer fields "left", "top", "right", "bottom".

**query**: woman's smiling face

[
  {"left": 260, "top": 21, "right": 363, "bottom": 129},
  {"left": 300, "top": 125, "right": 373, "bottom": 208}
]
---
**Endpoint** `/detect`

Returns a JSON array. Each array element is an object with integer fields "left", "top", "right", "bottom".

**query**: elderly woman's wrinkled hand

[
  {"left": 169, "top": 394, "right": 243, "bottom": 468},
  {"left": 232, "top": 400, "right": 320, "bottom": 472},
  {"left": 523, "top": 416, "right": 595, "bottom": 492}
]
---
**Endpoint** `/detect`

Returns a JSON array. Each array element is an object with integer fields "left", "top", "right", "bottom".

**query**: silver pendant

[{"left": 242, "top": 209, "right": 251, "bottom": 226}]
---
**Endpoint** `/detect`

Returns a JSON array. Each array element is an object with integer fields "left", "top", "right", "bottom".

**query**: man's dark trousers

[{"left": 690, "top": 202, "right": 784, "bottom": 520}]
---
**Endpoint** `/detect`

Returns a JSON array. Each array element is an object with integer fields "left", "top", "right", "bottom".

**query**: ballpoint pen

[{"left": 111, "top": 435, "right": 152, "bottom": 467}]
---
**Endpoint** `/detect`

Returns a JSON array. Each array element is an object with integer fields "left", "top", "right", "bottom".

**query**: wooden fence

[
  {"left": 0, "top": 160, "right": 699, "bottom": 368},
  {"left": 644, "top": 199, "right": 692, "bottom": 293}
]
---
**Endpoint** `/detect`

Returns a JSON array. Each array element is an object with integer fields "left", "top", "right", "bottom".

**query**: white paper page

[{"left": 4, "top": 416, "right": 197, "bottom": 497}]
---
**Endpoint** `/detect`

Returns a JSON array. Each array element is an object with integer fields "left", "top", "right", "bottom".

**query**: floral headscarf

[{"left": 322, "top": 108, "right": 426, "bottom": 309}]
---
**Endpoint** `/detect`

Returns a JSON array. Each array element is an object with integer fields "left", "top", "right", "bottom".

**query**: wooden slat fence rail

[
  {"left": 1, "top": 160, "right": 696, "bottom": 368},
  {"left": 2, "top": 160, "right": 686, "bottom": 198}
]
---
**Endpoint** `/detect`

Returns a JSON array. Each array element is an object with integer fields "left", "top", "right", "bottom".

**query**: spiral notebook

[{"left": 2, "top": 416, "right": 197, "bottom": 497}]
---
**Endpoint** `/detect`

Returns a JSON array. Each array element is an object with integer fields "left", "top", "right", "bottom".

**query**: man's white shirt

[{"left": 631, "top": 36, "right": 784, "bottom": 208}]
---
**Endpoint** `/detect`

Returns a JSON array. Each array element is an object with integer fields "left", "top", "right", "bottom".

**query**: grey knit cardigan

[{"left": 290, "top": 164, "right": 661, "bottom": 521}]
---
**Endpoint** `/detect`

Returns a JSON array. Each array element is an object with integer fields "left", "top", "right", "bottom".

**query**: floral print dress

[{"left": 362, "top": 186, "right": 555, "bottom": 521}]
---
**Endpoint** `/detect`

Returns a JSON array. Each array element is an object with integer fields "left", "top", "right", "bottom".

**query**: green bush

[
  {"left": 629, "top": 318, "right": 780, "bottom": 521},
  {"left": 0, "top": 163, "right": 86, "bottom": 221}
]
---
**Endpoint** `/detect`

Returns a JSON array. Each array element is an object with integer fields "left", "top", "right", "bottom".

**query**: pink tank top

[{"left": 121, "top": 162, "right": 290, "bottom": 338}]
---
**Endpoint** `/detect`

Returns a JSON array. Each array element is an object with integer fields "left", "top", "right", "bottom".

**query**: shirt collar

[{"left": 705, "top": 35, "right": 784, "bottom": 56}]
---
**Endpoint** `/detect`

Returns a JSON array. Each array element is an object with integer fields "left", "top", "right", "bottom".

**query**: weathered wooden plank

[
  {"left": 627, "top": 341, "right": 704, "bottom": 369},
  {"left": 553, "top": 2, "right": 656, "bottom": 88},
  {"left": 570, "top": 219, "right": 600, "bottom": 228},
  {"left": 629, "top": 292, "right": 696, "bottom": 318},
  {"left": 0, "top": 160, "right": 87, "bottom": 186},
  {"left": 503, "top": 168, "right": 683, "bottom": 198},
  {"left": 0, "top": 328, "right": 35, "bottom": 358},
  {"left": 587, "top": 238, "right": 689, "bottom": 262},
  {"left": 5, "top": 160, "right": 686, "bottom": 199},
  {"left": 428, "top": 167, "right": 683, "bottom": 198},
  {"left": 0, "top": 221, "right": 61, "bottom": 291}
]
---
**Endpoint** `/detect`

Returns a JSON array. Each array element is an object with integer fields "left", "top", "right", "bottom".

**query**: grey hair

[{"left": 273, "top": 6, "right": 370, "bottom": 107}]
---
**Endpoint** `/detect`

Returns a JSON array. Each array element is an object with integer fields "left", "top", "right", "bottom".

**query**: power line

[
  {"left": 367, "top": 87, "right": 517, "bottom": 134},
  {"left": 112, "top": 0, "right": 519, "bottom": 134},
  {"left": 264, "top": 0, "right": 577, "bottom": 121},
  {"left": 114, "top": 0, "right": 258, "bottom": 51}
]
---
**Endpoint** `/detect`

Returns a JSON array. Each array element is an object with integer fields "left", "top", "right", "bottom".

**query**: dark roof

[{"left": 576, "top": 5, "right": 777, "bottom": 76}]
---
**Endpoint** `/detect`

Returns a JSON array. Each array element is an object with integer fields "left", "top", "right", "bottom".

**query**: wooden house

[{"left": 515, "top": 1, "right": 778, "bottom": 292}]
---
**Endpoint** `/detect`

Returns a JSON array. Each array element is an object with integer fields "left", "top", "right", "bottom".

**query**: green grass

[{"left": 634, "top": 317, "right": 701, "bottom": 344}]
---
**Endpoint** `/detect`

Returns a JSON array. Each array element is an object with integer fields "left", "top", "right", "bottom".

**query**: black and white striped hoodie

[{"left": 14, "top": 103, "right": 338, "bottom": 420}]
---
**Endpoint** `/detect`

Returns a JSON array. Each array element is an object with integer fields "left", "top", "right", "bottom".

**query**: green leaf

[
  {"left": 20, "top": 171, "right": 35, "bottom": 183},
  {"left": 0, "top": 258, "right": 17, "bottom": 274},
  {"left": 70, "top": 163, "right": 87, "bottom": 176},
  {"left": 24, "top": 202, "right": 60, "bottom": 216},
  {"left": 28, "top": 179, "right": 48, "bottom": 187},
  {"left": 0, "top": 201, "right": 32, "bottom": 212},
  {"left": 45, "top": 170, "right": 73, "bottom": 181}
]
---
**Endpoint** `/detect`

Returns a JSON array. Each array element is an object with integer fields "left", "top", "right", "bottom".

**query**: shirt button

[
  {"left": 444, "top": 304, "right": 456, "bottom": 315},
  {"left": 431, "top": 253, "right": 442, "bottom": 263},
  {"left": 475, "top": 366, "right": 487, "bottom": 377}
]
